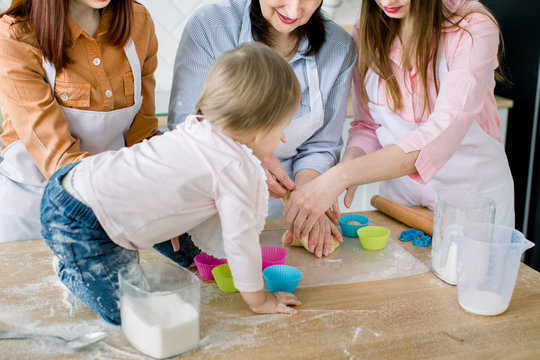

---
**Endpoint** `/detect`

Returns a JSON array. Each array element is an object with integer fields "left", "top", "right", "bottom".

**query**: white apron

[
  {"left": 367, "top": 50, "right": 514, "bottom": 227},
  {"left": 0, "top": 39, "right": 143, "bottom": 242},
  {"left": 268, "top": 60, "right": 325, "bottom": 218}
]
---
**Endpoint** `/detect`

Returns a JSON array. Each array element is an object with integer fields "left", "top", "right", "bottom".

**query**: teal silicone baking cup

[
  {"left": 263, "top": 265, "right": 302, "bottom": 293},
  {"left": 338, "top": 214, "right": 370, "bottom": 237}
]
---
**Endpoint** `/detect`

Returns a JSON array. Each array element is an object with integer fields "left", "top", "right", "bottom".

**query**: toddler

[{"left": 40, "top": 43, "right": 302, "bottom": 325}]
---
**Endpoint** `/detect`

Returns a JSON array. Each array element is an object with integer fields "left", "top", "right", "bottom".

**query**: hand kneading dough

[
  {"left": 280, "top": 192, "right": 340, "bottom": 255},
  {"left": 281, "top": 230, "right": 340, "bottom": 254}
]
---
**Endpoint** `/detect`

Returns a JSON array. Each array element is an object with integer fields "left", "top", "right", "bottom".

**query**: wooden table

[{"left": 1, "top": 211, "right": 539, "bottom": 359}]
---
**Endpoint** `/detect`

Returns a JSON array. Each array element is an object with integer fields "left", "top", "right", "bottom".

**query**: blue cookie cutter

[
  {"left": 399, "top": 228, "right": 432, "bottom": 247},
  {"left": 399, "top": 229, "right": 415, "bottom": 241},
  {"left": 413, "top": 234, "right": 432, "bottom": 247}
]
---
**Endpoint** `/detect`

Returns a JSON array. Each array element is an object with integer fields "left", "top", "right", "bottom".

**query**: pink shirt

[{"left": 347, "top": 0, "right": 501, "bottom": 183}]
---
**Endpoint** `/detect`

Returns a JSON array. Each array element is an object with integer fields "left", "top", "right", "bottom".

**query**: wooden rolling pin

[{"left": 370, "top": 195, "right": 434, "bottom": 236}]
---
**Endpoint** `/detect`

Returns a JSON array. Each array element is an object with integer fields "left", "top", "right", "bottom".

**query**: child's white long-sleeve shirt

[{"left": 71, "top": 115, "right": 268, "bottom": 292}]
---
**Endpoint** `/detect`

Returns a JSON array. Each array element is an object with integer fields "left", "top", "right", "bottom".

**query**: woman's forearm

[
  {"left": 294, "top": 168, "right": 321, "bottom": 186},
  {"left": 337, "top": 144, "right": 420, "bottom": 190}
]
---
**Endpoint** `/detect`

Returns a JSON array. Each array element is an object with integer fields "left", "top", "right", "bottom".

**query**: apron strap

[
  {"left": 122, "top": 38, "right": 142, "bottom": 103},
  {"left": 436, "top": 47, "right": 449, "bottom": 78},
  {"left": 367, "top": 69, "right": 379, "bottom": 104},
  {"left": 42, "top": 58, "right": 57, "bottom": 94},
  {"left": 305, "top": 60, "right": 323, "bottom": 114}
]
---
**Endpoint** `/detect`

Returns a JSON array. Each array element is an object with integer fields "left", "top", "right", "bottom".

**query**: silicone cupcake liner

[
  {"left": 338, "top": 214, "right": 370, "bottom": 237},
  {"left": 263, "top": 265, "right": 302, "bottom": 293},
  {"left": 211, "top": 264, "right": 238, "bottom": 293},
  {"left": 357, "top": 226, "right": 390, "bottom": 251},
  {"left": 194, "top": 253, "right": 227, "bottom": 280},
  {"left": 261, "top": 246, "right": 287, "bottom": 270}
]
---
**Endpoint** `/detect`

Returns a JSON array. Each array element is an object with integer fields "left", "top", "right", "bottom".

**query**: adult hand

[
  {"left": 325, "top": 202, "right": 341, "bottom": 224},
  {"left": 282, "top": 202, "right": 342, "bottom": 257},
  {"left": 340, "top": 146, "right": 365, "bottom": 209},
  {"left": 306, "top": 213, "right": 343, "bottom": 258},
  {"left": 343, "top": 185, "right": 358, "bottom": 209},
  {"left": 283, "top": 168, "right": 344, "bottom": 240},
  {"left": 261, "top": 154, "right": 295, "bottom": 198}
]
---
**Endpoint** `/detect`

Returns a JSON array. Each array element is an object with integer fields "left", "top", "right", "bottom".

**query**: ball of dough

[
  {"left": 281, "top": 230, "right": 340, "bottom": 255},
  {"left": 280, "top": 191, "right": 340, "bottom": 255}
]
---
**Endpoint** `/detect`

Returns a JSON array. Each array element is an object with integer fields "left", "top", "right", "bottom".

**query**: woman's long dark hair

[
  {"left": 249, "top": 0, "right": 326, "bottom": 57},
  {"left": 356, "top": 0, "right": 504, "bottom": 114},
  {"left": 2, "top": 0, "right": 133, "bottom": 71}
]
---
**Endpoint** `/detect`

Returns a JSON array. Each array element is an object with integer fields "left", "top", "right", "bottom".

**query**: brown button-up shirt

[{"left": 0, "top": 3, "right": 160, "bottom": 178}]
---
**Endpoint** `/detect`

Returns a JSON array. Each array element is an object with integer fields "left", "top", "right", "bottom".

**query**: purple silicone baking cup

[
  {"left": 261, "top": 246, "right": 287, "bottom": 270},
  {"left": 194, "top": 253, "right": 227, "bottom": 280}
]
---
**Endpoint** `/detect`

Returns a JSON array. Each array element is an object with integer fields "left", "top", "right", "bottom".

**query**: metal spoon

[{"left": 0, "top": 329, "right": 108, "bottom": 349}]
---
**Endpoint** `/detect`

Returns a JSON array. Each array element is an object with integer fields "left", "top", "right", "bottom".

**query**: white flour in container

[
  {"left": 458, "top": 290, "right": 508, "bottom": 316},
  {"left": 121, "top": 292, "right": 199, "bottom": 359},
  {"left": 431, "top": 241, "right": 458, "bottom": 285}
]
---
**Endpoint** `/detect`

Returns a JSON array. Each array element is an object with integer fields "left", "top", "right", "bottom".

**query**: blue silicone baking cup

[
  {"left": 338, "top": 214, "right": 370, "bottom": 237},
  {"left": 263, "top": 265, "right": 302, "bottom": 293}
]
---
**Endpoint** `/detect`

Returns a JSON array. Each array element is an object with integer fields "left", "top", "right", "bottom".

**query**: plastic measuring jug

[
  {"left": 119, "top": 261, "right": 201, "bottom": 359},
  {"left": 431, "top": 189, "right": 496, "bottom": 285},
  {"left": 442, "top": 223, "right": 534, "bottom": 316}
]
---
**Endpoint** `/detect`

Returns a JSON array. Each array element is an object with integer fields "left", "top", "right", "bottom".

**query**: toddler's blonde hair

[{"left": 196, "top": 42, "right": 301, "bottom": 137}]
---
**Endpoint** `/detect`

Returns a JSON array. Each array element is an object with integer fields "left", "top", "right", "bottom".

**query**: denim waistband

[{"left": 44, "top": 163, "right": 101, "bottom": 229}]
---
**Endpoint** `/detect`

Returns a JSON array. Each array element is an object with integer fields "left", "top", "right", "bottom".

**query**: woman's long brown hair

[
  {"left": 357, "top": 0, "right": 503, "bottom": 115},
  {"left": 1, "top": 0, "right": 133, "bottom": 71}
]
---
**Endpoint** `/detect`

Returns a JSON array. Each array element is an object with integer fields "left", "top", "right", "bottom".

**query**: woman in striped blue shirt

[{"left": 169, "top": 0, "right": 356, "bottom": 258}]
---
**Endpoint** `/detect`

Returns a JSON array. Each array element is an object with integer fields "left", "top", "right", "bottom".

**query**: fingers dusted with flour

[{"left": 261, "top": 154, "right": 296, "bottom": 198}]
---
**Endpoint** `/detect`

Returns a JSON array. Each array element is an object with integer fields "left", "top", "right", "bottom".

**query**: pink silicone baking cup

[
  {"left": 261, "top": 246, "right": 287, "bottom": 270},
  {"left": 194, "top": 253, "right": 227, "bottom": 280}
]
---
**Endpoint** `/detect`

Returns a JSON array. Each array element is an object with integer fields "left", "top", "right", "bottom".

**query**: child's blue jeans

[{"left": 40, "top": 163, "right": 200, "bottom": 325}]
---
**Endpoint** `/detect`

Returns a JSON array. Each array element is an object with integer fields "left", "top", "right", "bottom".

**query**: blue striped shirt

[{"left": 168, "top": 0, "right": 356, "bottom": 177}]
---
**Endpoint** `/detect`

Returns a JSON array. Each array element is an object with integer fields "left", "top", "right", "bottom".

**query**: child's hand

[
  {"left": 241, "top": 290, "right": 301, "bottom": 315},
  {"left": 253, "top": 292, "right": 301, "bottom": 315}
]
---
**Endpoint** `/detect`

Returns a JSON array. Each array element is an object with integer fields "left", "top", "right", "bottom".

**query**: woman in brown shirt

[{"left": 0, "top": 0, "right": 160, "bottom": 241}]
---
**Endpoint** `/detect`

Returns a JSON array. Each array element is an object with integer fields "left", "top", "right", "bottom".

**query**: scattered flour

[{"left": 352, "top": 327, "right": 363, "bottom": 341}]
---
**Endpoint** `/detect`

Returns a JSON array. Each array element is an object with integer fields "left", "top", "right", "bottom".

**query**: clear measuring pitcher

[
  {"left": 119, "top": 261, "right": 201, "bottom": 359},
  {"left": 431, "top": 189, "right": 496, "bottom": 285},
  {"left": 442, "top": 223, "right": 534, "bottom": 316}
]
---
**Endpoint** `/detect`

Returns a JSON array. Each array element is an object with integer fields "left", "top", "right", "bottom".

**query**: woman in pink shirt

[{"left": 282, "top": 0, "right": 514, "bottom": 239}]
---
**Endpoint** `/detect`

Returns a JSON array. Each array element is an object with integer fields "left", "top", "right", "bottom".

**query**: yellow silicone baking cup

[
  {"left": 357, "top": 226, "right": 390, "bottom": 251},
  {"left": 211, "top": 264, "right": 238, "bottom": 293}
]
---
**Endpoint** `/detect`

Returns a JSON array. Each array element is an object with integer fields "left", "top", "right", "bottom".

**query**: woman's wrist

[
  {"left": 330, "top": 162, "right": 356, "bottom": 192},
  {"left": 294, "top": 168, "right": 321, "bottom": 187}
]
